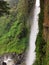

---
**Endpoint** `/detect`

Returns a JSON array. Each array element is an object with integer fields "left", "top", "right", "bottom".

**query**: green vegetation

[
  {"left": 0, "top": 0, "right": 34, "bottom": 55},
  {"left": 0, "top": 1, "right": 9, "bottom": 16},
  {"left": 46, "top": 40, "right": 49, "bottom": 65}
]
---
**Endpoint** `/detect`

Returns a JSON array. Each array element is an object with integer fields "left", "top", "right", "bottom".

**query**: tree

[{"left": 0, "top": 1, "right": 9, "bottom": 16}]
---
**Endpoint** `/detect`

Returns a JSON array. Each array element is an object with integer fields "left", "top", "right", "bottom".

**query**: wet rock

[{"left": 0, "top": 52, "right": 26, "bottom": 65}]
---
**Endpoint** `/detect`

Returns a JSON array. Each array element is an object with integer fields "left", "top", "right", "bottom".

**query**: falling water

[
  {"left": 26, "top": 0, "right": 40, "bottom": 65},
  {"left": 3, "top": 57, "right": 15, "bottom": 65}
]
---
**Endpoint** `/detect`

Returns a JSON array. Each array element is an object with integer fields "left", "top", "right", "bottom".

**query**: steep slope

[
  {"left": 34, "top": 0, "right": 49, "bottom": 65},
  {"left": 43, "top": 0, "right": 49, "bottom": 41},
  {"left": 43, "top": 0, "right": 49, "bottom": 65},
  {"left": 33, "top": 0, "right": 46, "bottom": 65},
  {"left": 0, "top": 0, "right": 35, "bottom": 55}
]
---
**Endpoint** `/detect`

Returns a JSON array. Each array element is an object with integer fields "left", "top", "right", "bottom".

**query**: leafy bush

[{"left": 0, "top": 0, "right": 34, "bottom": 55}]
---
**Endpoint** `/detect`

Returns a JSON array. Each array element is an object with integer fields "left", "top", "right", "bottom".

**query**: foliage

[
  {"left": 28, "top": 0, "right": 35, "bottom": 12},
  {"left": 46, "top": 41, "right": 49, "bottom": 65},
  {"left": 0, "top": 0, "right": 34, "bottom": 55},
  {"left": 0, "top": 1, "right": 9, "bottom": 16}
]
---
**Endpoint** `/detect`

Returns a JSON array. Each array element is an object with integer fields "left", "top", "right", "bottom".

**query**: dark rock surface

[{"left": 0, "top": 52, "right": 26, "bottom": 65}]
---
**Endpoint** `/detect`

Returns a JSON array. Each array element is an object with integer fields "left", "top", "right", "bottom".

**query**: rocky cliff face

[
  {"left": 43, "top": 0, "right": 49, "bottom": 41},
  {"left": 0, "top": 53, "right": 25, "bottom": 65},
  {"left": 4, "top": 0, "right": 19, "bottom": 7},
  {"left": 43, "top": 0, "right": 49, "bottom": 65}
]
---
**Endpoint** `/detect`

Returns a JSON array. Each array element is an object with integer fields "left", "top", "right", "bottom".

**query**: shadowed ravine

[{"left": 26, "top": 0, "right": 40, "bottom": 65}]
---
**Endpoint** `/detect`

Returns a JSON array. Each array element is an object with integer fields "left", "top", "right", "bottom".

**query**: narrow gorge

[{"left": 0, "top": 0, "right": 49, "bottom": 65}]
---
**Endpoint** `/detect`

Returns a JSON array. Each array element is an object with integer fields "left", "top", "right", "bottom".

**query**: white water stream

[{"left": 26, "top": 0, "right": 40, "bottom": 65}]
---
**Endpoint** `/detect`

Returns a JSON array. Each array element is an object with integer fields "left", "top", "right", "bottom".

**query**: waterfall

[{"left": 26, "top": 0, "right": 40, "bottom": 65}]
